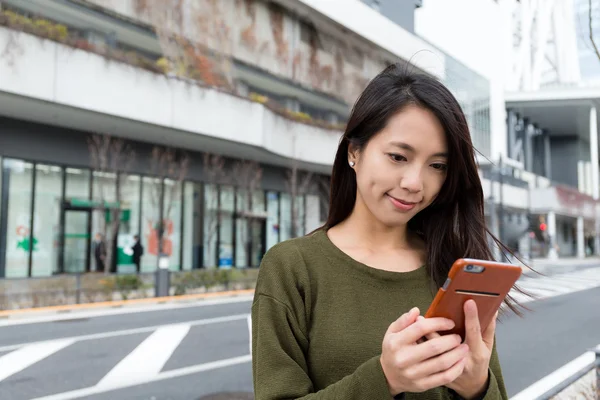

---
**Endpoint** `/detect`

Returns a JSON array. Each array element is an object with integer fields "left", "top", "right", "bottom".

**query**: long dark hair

[{"left": 323, "top": 63, "right": 527, "bottom": 315}]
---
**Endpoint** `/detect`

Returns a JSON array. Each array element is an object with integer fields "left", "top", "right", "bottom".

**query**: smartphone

[{"left": 424, "top": 258, "right": 522, "bottom": 340}]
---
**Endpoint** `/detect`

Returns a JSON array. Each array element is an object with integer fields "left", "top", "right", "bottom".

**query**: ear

[{"left": 348, "top": 142, "right": 360, "bottom": 165}]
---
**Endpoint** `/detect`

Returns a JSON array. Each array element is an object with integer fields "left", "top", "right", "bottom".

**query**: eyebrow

[{"left": 390, "top": 141, "right": 448, "bottom": 158}]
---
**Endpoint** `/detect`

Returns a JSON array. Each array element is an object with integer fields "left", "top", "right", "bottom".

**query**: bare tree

[
  {"left": 148, "top": 146, "right": 189, "bottom": 267},
  {"left": 285, "top": 161, "right": 312, "bottom": 238},
  {"left": 202, "top": 153, "right": 228, "bottom": 266},
  {"left": 232, "top": 160, "right": 263, "bottom": 266},
  {"left": 589, "top": 0, "right": 600, "bottom": 61},
  {"left": 87, "top": 133, "right": 135, "bottom": 274}
]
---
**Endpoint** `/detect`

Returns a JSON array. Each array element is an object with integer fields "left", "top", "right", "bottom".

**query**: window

[
  {"left": 65, "top": 167, "right": 90, "bottom": 201},
  {"left": 3, "top": 159, "right": 34, "bottom": 278},
  {"left": 163, "top": 179, "right": 182, "bottom": 271},
  {"left": 116, "top": 174, "right": 141, "bottom": 273},
  {"left": 280, "top": 193, "right": 292, "bottom": 241},
  {"left": 141, "top": 177, "right": 161, "bottom": 272},
  {"left": 219, "top": 186, "right": 234, "bottom": 268},
  {"left": 203, "top": 184, "right": 218, "bottom": 268},
  {"left": 235, "top": 189, "right": 249, "bottom": 267},
  {"left": 266, "top": 191, "right": 279, "bottom": 251},
  {"left": 31, "top": 164, "right": 63, "bottom": 277},
  {"left": 294, "top": 195, "right": 306, "bottom": 236},
  {"left": 91, "top": 172, "right": 117, "bottom": 272},
  {"left": 183, "top": 182, "right": 202, "bottom": 270}
]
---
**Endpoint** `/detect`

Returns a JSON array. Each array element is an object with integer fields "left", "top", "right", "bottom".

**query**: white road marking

[
  {"left": 0, "top": 295, "right": 253, "bottom": 327},
  {"left": 0, "top": 339, "right": 74, "bottom": 382},
  {"left": 97, "top": 324, "right": 190, "bottom": 388},
  {"left": 510, "top": 346, "right": 598, "bottom": 400},
  {"left": 512, "top": 267, "right": 600, "bottom": 303},
  {"left": 0, "top": 313, "right": 249, "bottom": 353},
  {"left": 30, "top": 355, "right": 253, "bottom": 400},
  {"left": 247, "top": 314, "right": 252, "bottom": 356}
]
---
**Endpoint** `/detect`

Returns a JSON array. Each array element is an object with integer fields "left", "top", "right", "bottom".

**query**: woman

[{"left": 251, "top": 64, "right": 519, "bottom": 399}]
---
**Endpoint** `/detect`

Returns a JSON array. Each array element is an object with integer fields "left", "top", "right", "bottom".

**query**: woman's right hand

[{"left": 380, "top": 307, "right": 469, "bottom": 396}]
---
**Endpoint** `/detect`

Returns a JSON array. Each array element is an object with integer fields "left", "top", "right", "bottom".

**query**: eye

[
  {"left": 388, "top": 153, "right": 407, "bottom": 163},
  {"left": 431, "top": 163, "right": 447, "bottom": 172}
]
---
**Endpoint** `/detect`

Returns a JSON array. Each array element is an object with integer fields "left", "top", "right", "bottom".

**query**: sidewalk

[
  {"left": 0, "top": 288, "right": 255, "bottom": 320},
  {"left": 527, "top": 256, "right": 600, "bottom": 275}
]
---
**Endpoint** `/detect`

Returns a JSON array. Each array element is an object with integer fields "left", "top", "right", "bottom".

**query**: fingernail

[{"left": 411, "top": 307, "right": 419, "bottom": 314}]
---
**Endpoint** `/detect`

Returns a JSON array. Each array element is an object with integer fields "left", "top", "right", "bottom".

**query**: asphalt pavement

[{"left": 0, "top": 265, "right": 599, "bottom": 400}]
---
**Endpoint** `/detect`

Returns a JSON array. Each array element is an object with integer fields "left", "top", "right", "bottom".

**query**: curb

[{"left": 0, "top": 289, "right": 255, "bottom": 318}]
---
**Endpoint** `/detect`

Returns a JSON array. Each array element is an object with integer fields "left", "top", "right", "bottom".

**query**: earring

[{"left": 349, "top": 161, "right": 355, "bottom": 167}]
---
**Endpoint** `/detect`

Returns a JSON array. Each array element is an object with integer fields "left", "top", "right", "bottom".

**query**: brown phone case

[{"left": 424, "top": 258, "right": 522, "bottom": 340}]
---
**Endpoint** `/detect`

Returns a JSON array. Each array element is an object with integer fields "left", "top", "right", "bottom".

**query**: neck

[{"left": 335, "top": 196, "right": 411, "bottom": 251}]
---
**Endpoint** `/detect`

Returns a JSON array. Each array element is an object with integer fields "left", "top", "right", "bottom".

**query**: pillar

[
  {"left": 591, "top": 106, "right": 600, "bottom": 255},
  {"left": 544, "top": 130, "right": 552, "bottom": 180},
  {"left": 577, "top": 216, "right": 585, "bottom": 259},
  {"left": 590, "top": 107, "right": 599, "bottom": 199},
  {"left": 547, "top": 211, "right": 558, "bottom": 259}
]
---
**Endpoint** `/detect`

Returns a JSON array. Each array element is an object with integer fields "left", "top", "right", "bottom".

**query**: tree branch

[{"left": 590, "top": 0, "right": 600, "bottom": 61}]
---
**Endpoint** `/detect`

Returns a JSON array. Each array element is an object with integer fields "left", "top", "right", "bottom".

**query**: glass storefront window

[
  {"left": 203, "top": 184, "right": 218, "bottom": 268},
  {"left": 266, "top": 191, "right": 279, "bottom": 251},
  {"left": 141, "top": 177, "right": 161, "bottom": 272},
  {"left": 280, "top": 193, "right": 292, "bottom": 241},
  {"left": 31, "top": 165, "right": 63, "bottom": 277},
  {"left": 116, "top": 174, "right": 141, "bottom": 274},
  {"left": 3, "top": 159, "right": 34, "bottom": 278},
  {"left": 294, "top": 195, "right": 306, "bottom": 236},
  {"left": 91, "top": 172, "right": 116, "bottom": 272},
  {"left": 235, "top": 189, "right": 249, "bottom": 267},
  {"left": 65, "top": 167, "right": 90, "bottom": 201},
  {"left": 183, "top": 182, "right": 202, "bottom": 270},
  {"left": 64, "top": 167, "right": 91, "bottom": 274},
  {"left": 305, "top": 194, "right": 321, "bottom": 233},
  {"left": 219, "top": 186, "right": 234, "bottom": 268},
  {"left": 163, "top": 179, "right": 182, "bottom": 271}
]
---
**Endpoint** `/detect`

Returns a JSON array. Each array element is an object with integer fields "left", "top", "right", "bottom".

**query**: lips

[{"left": 386, "top": 194, "right": 419, "bottom": 211}]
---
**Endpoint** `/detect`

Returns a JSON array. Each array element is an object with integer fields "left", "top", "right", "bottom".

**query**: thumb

[
  {"left": 482, "top": 311, "right": 498, "bottom": 349},
  {"left": 464, "top": 300, "right": 485, "bottom": 351},
  {"left": 387, "top": 307, "right": 420, "bottom": 334}
]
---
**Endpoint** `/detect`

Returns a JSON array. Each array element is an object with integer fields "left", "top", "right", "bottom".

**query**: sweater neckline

[{"left": 311, "top": 229, "right": 429, "bottom": 283}]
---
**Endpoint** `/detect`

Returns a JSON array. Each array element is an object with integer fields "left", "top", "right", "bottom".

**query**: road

[{"left": 0, "top": 265, "right": 599, "bottom": 400}]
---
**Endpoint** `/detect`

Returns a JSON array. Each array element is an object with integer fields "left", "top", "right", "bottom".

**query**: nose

[{"left": 400, "top": 165, "right": 423, "bottom": 193}]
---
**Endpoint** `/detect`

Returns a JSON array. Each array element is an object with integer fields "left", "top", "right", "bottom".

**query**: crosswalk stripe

[
  {"left": 0, "top": 339, "right": 74, "bottom": 382},
  {"left": 30, "top": 355, "right": 253, "bottom": 400},
  {"left": 96, "top": 324, "right": 190, "bottom": 389},
  {"left": 0, "top": 313, "right": 248, "bottom": 353}
]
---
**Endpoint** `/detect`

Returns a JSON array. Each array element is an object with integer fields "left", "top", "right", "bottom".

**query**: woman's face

[{"left": 350, "top": 105, "right": 448, "bottom": 227}]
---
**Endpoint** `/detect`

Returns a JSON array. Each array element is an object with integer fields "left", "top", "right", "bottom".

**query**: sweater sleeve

[
  {"left": 252, "top": 294, "right": 394, "bottom": 399},
  {"left": 251, "top": 242, "right": 394, "bottom": 399}
]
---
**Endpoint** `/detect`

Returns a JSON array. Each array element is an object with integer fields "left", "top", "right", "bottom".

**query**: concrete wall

[{"left": 0, "top": 27, "right": 341, "bottom": 168}]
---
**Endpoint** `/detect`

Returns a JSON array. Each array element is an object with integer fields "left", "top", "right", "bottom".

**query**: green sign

[{"left": 68, "top": 198, "right": 121, "bottom": 209}]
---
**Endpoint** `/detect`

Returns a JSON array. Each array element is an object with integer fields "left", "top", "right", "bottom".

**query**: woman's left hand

[{"left": 420, "top": 300, "right": 496, "bottom": 399}]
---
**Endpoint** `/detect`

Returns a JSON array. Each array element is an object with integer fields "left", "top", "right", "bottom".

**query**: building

[
  {"left": 412, "top": 0, "right": 600, "bottom": 259},
  {"left": 0, "top": 0, "right": 449, "bottom": 278}
]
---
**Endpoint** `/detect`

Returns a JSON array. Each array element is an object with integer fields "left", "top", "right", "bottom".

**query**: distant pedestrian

[
  {"left": 93, "top": 233, "right": 106, "bottom": 272},
  {"left": 132, "top": 234, "right": 144, "bottom": 273}
]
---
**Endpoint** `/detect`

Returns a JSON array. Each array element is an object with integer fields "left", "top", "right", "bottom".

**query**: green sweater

[{"left": 251, "top": 229, "right": 508, "bottom": 400}]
